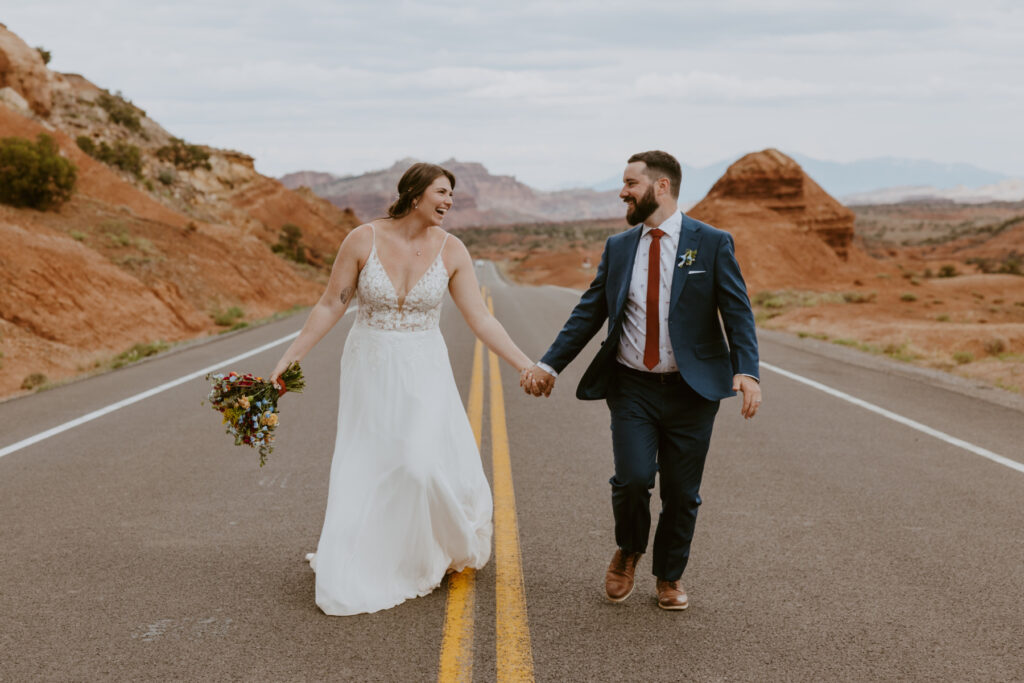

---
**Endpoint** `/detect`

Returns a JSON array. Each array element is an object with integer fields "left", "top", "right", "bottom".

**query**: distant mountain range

[
  {"left": 591, "top": 154, "right": 1021, "bottom": 206},
  {"left": 280, "top": 159, "right": 622, "bottom": 229},
  {"left": 282, "top": 155, "right": 1024, "bottom": 226}
]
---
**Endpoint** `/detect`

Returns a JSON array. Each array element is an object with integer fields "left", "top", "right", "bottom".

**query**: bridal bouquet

[{"left": 204, "top": 362, "right": 305, "bottom": 466}]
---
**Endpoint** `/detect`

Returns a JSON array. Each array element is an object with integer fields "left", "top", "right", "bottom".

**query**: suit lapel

[
  {"left": 611, "top": 226, "right": 643, "bottom": 319},
  {"left": 670, "top": 215, "right": 703, "bottom": 308}
]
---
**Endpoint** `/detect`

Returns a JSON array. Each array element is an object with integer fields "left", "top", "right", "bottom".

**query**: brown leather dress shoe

[
  {"left": 605, "top": 549, "right": 642, "bottom": 602},
  {"left": 656, "top": 579, "right": 689, "bottom": 610}
]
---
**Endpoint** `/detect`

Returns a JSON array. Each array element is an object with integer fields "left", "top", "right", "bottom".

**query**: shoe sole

[
  {"left": 657, "top": 600, "right": 689, "bottom": 610},
  {"left": 605, "top": 585, "right": 634, "bottom": 603}
]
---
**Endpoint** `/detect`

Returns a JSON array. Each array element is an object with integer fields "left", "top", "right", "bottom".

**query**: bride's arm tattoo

[{"left": 339, "top": 286, "right": 354, "bottom": 305}]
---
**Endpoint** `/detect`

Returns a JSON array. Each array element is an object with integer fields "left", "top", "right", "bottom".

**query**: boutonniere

[{"left": 678, "top": 249, "right": 697, "bottom": 268}]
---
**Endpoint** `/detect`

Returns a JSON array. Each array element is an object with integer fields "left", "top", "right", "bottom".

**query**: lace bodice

[{"left": 355, "top": 231, "right": 450, "bottom": 332}]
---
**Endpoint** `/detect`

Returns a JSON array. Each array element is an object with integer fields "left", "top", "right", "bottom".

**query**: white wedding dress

[{"left": 306, "top": 229, "right": 493, "bottom": 616}]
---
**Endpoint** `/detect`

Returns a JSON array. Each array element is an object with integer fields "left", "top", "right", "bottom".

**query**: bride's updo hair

[{"left": 386, "top": 163, "right": 456, "bottom": 219}]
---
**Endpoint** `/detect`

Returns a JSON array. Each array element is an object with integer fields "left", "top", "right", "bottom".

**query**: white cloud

[{"left": 3, "top": 1, "right": 1023, "bottom": 187}]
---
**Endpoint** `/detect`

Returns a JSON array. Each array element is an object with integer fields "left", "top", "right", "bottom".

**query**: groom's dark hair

[{"left": 628, "top": 150, "right": 681, "bottom": 198}]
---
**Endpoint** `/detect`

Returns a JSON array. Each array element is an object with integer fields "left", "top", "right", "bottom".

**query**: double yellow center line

[{"left": 437, "top": 289, "right": 535, "bottom": 682}]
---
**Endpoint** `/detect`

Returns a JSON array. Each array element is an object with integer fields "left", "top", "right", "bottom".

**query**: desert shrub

[
  {"left": 936, "top": 314, "right": 951, "bottom": 322},
  {"left": 841, "top": 291, "right": 877, "bottom": 304},
  {"left": 70, "top": 230, "right": 86, "bottom": 241},
  {"left": 78, "top": 138, "right": 143, "bottom": 177},
  {"left": 106, "top": 230, "right": 133, "bottom": 247},
  {"left": 156, "top": 137, "right": 211, "bottom": 171},
  {"left": 1000, "top": 252, "right": 1022, "bottom": 276},
  {"left": 157, "top": 169, "right": 175, "bottom": 185},
  {"left": 953, "top": 351, "right": 974, "bottom": 364},
  {"left": 212, "top": 306, "right": 245, "bottom": 326},
  {"left": 0, "top": 134, "right": 77, "bottom": 210},
  {"left": 36, "top": 46, "right": 52, "bottom": 65},
  {"left": 21, "top": 373, "right": 48, "bottom": 390},
  {"left": 76, "top": 135, "right": 96, "bottom": 155},
  {"left": 938, "top": 265, "right": 958, "bottom": 278},
  {"left": 272, "top": 223, "right": 307, "bottom": 263},
  {"left": 96, "top": 91, "right": 143, "bottom": 132},
  {"left": 984, "top": 338, "right": 1007, "bottom": 356},
  {"left": 900, "top": 293, "right": 917, "bottom": 302},
  {"left": 110, "top": 341, "right": 169, "bottom": 369},
  {"left": 967, "top": 257, "right": 996, "bottom": 274},
  {"left": 883, "top": 342, "right": 917, "bottom": 362}
]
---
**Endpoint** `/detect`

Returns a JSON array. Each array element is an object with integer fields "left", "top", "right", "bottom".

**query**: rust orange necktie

[{"left": 644, "top": 228, "right": 666, "bottom": 370}]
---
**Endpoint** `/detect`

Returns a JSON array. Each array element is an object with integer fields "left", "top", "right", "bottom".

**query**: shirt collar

[{"left": 640, "top": 211, "right": 682, "bottom": 240}]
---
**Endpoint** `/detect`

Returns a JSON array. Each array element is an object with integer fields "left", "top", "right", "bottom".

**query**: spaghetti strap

[{"left": 435, "top": 232, "right": 450, "bottom": 261}]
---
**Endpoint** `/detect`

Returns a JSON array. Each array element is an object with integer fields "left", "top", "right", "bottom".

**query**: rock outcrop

[
  {"left": 0, "top": 23, "right": 52, "bottom": 116},
  {"left": 689, "top": 149, "right": 876, "bottom": 290},
  {"left": 697, "top": 148, "right": 855, "bottom": 258}
]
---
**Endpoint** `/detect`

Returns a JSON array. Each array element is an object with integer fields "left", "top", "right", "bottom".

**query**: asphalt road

[{"left": 2, "top": 262, "right": 1022, "bottom": 682}]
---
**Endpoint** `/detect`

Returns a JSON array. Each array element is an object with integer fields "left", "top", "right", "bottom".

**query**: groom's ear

[{"left": 656, "top": 176, "right": 671, "bottom": 196}]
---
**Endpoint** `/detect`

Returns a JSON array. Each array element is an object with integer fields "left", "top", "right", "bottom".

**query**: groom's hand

[
  {"left": 734, "top": 374, "right": 762, "bottom": 419},
  {"left": 522, "top": 365, "right": 555, "bottom": 397}
]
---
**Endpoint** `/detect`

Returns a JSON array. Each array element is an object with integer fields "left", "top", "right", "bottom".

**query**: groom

[{"left": 525, "top": 150, "right": 761, "bottom": 610}]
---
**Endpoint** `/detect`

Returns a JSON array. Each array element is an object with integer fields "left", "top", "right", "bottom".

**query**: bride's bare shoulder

[
  {"left": 336, "top": 223, "right": 376, "bottom": 264},
  {"left": 440, "top": 231, "right": 471, "bottom": 270}
]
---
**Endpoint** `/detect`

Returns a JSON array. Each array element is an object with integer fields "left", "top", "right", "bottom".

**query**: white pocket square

[{"left": 688, "top": 269, "right": 706, "bottom": 274}]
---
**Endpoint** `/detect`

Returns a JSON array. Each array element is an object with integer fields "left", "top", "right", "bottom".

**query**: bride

[{"left": 268, "top": 163, "right": 534, "bottom": 616}]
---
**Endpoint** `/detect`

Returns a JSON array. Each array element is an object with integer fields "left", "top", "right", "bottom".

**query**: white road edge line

[
  {"left": 0, "top": 331, "right": 300, "bottom": 460},
  {"left": 761, "top": 361, "right": 1024, "bottom": 475}
]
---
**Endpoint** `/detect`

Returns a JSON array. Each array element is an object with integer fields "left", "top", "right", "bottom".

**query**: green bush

[
  {"left": 271, "top": 223, "right": 307, "bottom": 264},
  {"left": 96, "top": 91, "right": 143, "bottom": 132},
  {"left": 212, "top": 306, "right": 245, "bottom": 326},
  {"left": 110, "top": 341, "right": 169, "bottom": 369},
  {"left": 36, "top": 46, "right": 52, "bottom": 65},
  {"left": 21, "top": 373, "right": 48, "bottom": 390},
  {"left": 0, "top": 134, "right": 77, "bottom": 210},
  {"left": 157, "top": 169, "right": 175, "bottom": 185},
  {"left": 156, "top": 137, "right": 211, "bottom": 171},
  {"left": 953, "top": 351, "right": 974, "bottom": 365},
  {"left": 900, "top": 293, "right": 918, "bottom": 302},
  {"left": 841, "top": 291, "right": 877, "bottom": 304},
  {"left": 984, "top": 338, "right": 1007, "bottom": 356},
  {"left": 938, "top": 265, "right": 958, "bottom": 278},
  {"left": 77, "top": 136, "right": 142, "bottom": 176},
  {"left": 76, "top": 135, "right": 96, "bottom": 155}
]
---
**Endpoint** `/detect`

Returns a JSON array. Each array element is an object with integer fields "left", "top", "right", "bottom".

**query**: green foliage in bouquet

[{"left": 205, "top": 362, "right": 305, "bottom": 466}]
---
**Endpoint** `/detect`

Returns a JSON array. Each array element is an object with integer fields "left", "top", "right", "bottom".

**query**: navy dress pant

[{"left": 606, "top": 364, "right": 720, "bottom": 581}]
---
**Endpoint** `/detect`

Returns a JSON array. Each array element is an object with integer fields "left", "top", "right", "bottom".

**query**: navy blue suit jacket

[{"left": 540, "top": 213, "right": 759, "bottom": 402}]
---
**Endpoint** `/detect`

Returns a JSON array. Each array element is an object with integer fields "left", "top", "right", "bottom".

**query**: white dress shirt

[
  {"left": 616, "top": 211, "right": 681, "bottom": 373},
  {"left": 536, "top": 210, "right": 758, "bottom": 384}
]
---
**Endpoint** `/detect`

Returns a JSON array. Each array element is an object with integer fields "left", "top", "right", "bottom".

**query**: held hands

[
  {"left": 520, "top": 364, "right": 555, "bottom": 397},
  {"left": 733, "top": 374, "right": 762, "bottom": 419}
]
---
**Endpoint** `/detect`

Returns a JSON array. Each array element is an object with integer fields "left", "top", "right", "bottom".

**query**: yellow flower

[{"left": 265, "top": 413, "right": 279, "bottom": 427}]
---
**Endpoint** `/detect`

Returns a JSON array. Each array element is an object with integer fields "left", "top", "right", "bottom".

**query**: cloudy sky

[{"left": 5, "top": 1, "right": 1023, "bottom": 189}]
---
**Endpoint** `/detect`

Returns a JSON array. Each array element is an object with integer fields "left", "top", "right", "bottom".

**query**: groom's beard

[{"left": 625, "top": 186, "right": 658, "bottom": 225}]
